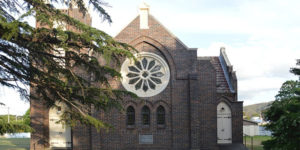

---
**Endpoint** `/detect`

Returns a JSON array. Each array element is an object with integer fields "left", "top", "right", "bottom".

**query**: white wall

[{"left": 243, "top": 125, "right": 259, "bottom": 136}]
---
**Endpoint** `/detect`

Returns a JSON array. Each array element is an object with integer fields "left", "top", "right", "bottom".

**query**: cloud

[
  {"left": 188, "top": 0, "right": 300, "bottom": 105},
  {"left": 0, "top": 86, "right": 29, "bottom": 115},
  {"left": 2, "top": 0, "right": 300, "bottom": 115},
  {"left": 197, "top": 37, "right": 299, "bottom": 105},
  {"left": 197, "top": 36, "right": 299, "bottom": 105},
  {"left": 151, "top": 0, "right": 300, "bottom": 35},
  {"left": 86, "top": 0, "right": 300, "bottom": 106}
]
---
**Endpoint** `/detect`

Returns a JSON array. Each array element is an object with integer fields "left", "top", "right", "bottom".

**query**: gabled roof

[{"left": 114, "top": 14, "right": 197, "bottom": 50}]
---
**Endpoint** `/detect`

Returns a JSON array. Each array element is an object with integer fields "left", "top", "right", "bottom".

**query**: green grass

[
  {"left": 243, "top": 136, "right": 271, "bottom": 150},
  {"left": 0, "top": 136, "right": 270, "bottom": 150},
  {"left": 0, "top": 138, "right": 30, "bottom": 150}
]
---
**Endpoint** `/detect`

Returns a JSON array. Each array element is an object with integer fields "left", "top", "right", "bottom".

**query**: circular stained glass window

[{"left": 121, "top": 52, "right": 170, "bottom": 97}]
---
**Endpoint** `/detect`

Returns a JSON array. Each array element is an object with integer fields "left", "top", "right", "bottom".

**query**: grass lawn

[
  {"left": 0, "top": 136, "right": 270, "bottom": 150},
  {"left": 243, "top": 136, "right": 271, "bottom": 150},
  {"left": 0, "top": 138, "right": 30, "bottom": 150}
]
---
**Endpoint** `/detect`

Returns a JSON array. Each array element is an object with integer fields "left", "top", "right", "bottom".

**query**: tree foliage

[
  {"left": 0, "top": 120, "right": 32, "bottom": 135},
  {"left": 0, "top": 0, "right": 136, "bottom": 131},
  {"left": 263, "top": 60, "right": 300, "bottom": 150},
  {"left": 0, "top": 107, "right": 32, "bottom": 135},
  {"left": 23, "top": 109, "right": 30, "bottom": 126}
]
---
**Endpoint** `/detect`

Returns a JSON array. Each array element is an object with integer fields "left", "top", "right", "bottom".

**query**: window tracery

[{"left": 121, "top": 52, "right": 170, "bottom": 97}]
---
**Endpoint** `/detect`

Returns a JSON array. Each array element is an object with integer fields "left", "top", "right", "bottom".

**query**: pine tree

[
  {"left": 0, "top": 0, "right": 136, "bottom": 131},
  {"left": 0, "top": 120, "right": 32, "bottom": 135}
]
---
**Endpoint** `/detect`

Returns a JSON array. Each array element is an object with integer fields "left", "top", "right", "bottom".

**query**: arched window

[
  {"left": 126, "top": 106, "right": 135, "bottom": 125},
  {"left": 156, "top": 106, "right": 166, "bottom": 125},
  {"left": 141, "top": 106, "right": 150, "bottom": 125},
  {"left": 157, "top": 106, "right": 165, "bottom": 125}
]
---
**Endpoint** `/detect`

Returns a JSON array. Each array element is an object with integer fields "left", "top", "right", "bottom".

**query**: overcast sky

[{"left": 1, "top": 0, "right": 299, "bottom": 115}]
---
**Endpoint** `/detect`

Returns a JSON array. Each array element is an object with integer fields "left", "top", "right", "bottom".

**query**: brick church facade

[{"left": 31, "top": 3, "right": 244, "bottom": 150}]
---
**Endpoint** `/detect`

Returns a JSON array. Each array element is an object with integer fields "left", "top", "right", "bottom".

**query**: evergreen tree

[
  {"left": 0, "top": 0, "right": 136, "bottom": 131},
  {"left": 263, "top": 60, "right": 300, "bottom": 150},
  {"left": 0, "top": 120, "right": 32, "bottom": 135}
]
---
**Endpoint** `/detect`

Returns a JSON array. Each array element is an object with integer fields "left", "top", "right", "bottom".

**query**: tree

[
  {"left": 262, "top": 60, "right": 300, "bottom": 150},
  {"left": 251, "top": 113, "right": 260, "bottom": 117},
  {"left": 23, "top": 109, "right": 30, "bottom": 126},
  {"left": 0, "top": 103, "right": 31, "bottom": 135},
  {"left": 0, "top": 115, "right": 32, "bottom": 135},
  {"left": 0, "top": 0, "right": 136, "bottom": 131},
  {"left": 0, "top": 120, "right": 32, "bottom": 135}
]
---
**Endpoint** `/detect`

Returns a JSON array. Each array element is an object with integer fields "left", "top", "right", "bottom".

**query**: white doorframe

[
  {"left": 49, "top": 102, "right": 72, "bottom": 148},
  {"left": 217, "top": 102, "right": 232, "bottom": 144}
]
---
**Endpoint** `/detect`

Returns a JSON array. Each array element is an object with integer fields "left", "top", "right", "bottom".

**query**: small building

[{"left": 243, "top": 120, "right": 259, "bottom": 136}]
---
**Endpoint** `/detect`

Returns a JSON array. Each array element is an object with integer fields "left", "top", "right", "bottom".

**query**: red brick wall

[
  {"left": 91, "top": 15, "right": 244, "bottom": 150},
  {"left": 31, "top": 7, "right": 92, "bottom": 150},
  {"left": 30, "top": 86, "right": 49, "bottom": 149}
]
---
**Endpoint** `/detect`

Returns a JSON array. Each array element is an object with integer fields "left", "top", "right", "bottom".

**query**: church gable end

[
  {"left": 30, "top": 2, "right": 244, "bottom": 150},
  {"left": 115, "top": 12, "right": 198, "bottom": 79},
  {"left": 115, "top": 15, "right": 188, "bottom": 51}
]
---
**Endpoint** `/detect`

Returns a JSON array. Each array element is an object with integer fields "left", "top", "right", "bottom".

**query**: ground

[
  {"left": 0, "top": 136, "right": 270, "bottom": 150},
  {"left": 243, "top": 136, "right": 271, "bottom": 150},
  {"left": 0, "top": 138, "right": 30, "bottom": 150}
]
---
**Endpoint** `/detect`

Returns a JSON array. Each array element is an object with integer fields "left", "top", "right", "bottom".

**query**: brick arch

[
  {"left": 137, "top": 101, "right": 154, "bottom": 124},
  {"left": 216, "top": 101, "right": 232, "bottom": 113},
  {"left": 153, "top": 100, "right": 170, "bottom": 110},
  {"left": 154, "top": 101, "right": 170, "bottom": 126},
  {"left": 124, "top": 100, "right": 138, "bottom": 110},
  {"left": 129, "top": 36, "right": 177, "bottom": 78},
  {"left": 137, "top": 100, "right": 154, "bottom": 109},
  {"left": 217, "top": 96, "right": 234, "bottom": 106}
]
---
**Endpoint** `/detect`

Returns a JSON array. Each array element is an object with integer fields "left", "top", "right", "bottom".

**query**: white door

[
  {"left": 49, "top": 103, "right": 72, "bottom": 148},
  {"left": 217, "top": 102, "right": 232, "bottom": 144}
]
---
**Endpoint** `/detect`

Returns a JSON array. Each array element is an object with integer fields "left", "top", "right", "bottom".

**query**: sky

[{"left": 1, "top": 0, "right": 299, "bottom": 115}]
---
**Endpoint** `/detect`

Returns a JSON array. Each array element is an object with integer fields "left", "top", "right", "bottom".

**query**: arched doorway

[
  {"left": 217, "top": 102, "right": 232, "bottom": 144},
  {"left": 49, "top": 103, "right": 71, "bottom": 148}
]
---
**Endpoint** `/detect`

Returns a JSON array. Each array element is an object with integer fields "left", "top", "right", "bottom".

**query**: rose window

[{"left": 121, "top": 52, "right": 170, "bottom": 97}]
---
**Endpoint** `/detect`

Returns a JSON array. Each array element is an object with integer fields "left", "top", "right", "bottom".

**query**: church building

[{"left": 31, "top": 2, "right": 245, "bottom": 150}]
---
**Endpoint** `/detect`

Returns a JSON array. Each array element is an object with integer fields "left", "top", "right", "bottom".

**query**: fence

[{"left": 243, "top": 133, "right": 254, "bottom": 150}]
